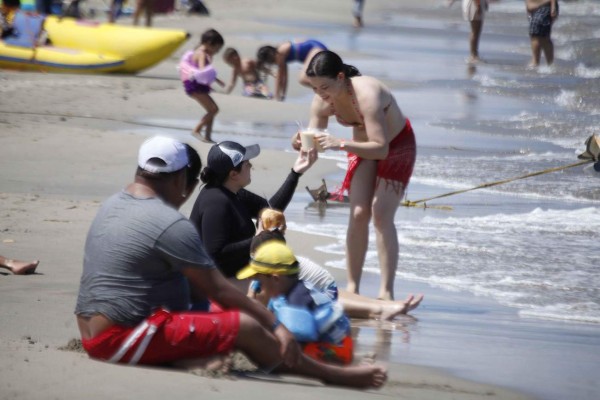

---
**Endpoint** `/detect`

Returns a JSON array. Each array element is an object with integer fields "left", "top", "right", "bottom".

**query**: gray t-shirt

[{"left": 75, "top": 191, "right": 214, "bottom": 326}]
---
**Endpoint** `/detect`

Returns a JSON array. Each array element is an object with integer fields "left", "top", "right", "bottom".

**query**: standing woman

[
  {"left": 256, "top": 39, "right": 327, "bottom": 101},
  {"left": 298, "top": 50, "right": 416, "bottom": 301}
]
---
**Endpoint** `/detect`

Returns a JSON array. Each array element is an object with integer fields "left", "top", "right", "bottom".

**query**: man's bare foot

[
  {"left": 3, "top": 259, "right": 39, "bottom": 275},
  {"left": 324, "top": 363, "right": 387, "bottom": 388},
  {"left": 466, "top": 55, "right": 481, "bottom": 64}
]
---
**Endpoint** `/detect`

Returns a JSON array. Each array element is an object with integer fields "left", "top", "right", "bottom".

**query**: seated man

[{"left": 74, "top": 135, "right": 387, "bottom": 388}]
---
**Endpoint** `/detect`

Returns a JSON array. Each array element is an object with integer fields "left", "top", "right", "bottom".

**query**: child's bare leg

[
  {"left": 235, "top": 314, "right": 387, "bottom": 388},
  {"left": 191, "top": 92, "right": 219, "bottom": 143},
  {"left": 0, "top": 255, "right": 39, "bottom": 275},
  {"left": 339, "top": 291, "right": 423, "bottom": 320}
]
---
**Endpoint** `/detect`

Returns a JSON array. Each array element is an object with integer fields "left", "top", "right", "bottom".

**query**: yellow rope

[{"left": 402, "top": 159, "right": 593, "bottom": 208}]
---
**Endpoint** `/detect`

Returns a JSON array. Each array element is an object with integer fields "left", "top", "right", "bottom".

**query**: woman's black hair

[
  {"left": 256, "top": 45, "right": 277, "bottom": 76},
  {"left": 305, "top": 50, "right": 361, "bottom": 79},
  {"left": 199, "top": 163, "right": 243, "bottom": 186}
]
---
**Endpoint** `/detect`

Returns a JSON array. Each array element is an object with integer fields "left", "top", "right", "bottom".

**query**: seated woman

[
  {"left": 188, "top": 141, "right": 317, "bottom": 307},
  {"left": 256, "top": 39, "right": 327, "bottom": 101}
]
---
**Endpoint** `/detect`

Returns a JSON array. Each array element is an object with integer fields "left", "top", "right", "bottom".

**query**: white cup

[{"left": 300, "top": 130, "right": 316, "bottom": 151}]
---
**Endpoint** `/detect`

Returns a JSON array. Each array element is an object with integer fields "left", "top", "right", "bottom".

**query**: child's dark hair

[
  {"left": 256, "top": 45, "right": 277, "bottom": 74},
  {"left": 250, "top": 230, "right": 286, "bottom": 254},
  {"left": 223, "top": 47, "right": 238, "bottom": 61},
  {"left": 306, "top": 50, "right": 360, "bottom": 79},
  {"left": 200, "top": 29, "right": 224, "bottom": 47}
]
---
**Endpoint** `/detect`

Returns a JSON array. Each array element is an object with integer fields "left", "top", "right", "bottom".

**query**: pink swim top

[{"left": 178, "top": 51, "right": 217, "bottom": 85}]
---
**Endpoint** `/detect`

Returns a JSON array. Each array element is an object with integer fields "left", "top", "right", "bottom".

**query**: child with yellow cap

[{"left": 237, "top": 240, "right": 353, "bottom": 365}]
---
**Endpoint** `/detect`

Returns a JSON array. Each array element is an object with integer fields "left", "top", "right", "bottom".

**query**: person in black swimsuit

[{"left": 189, "top": 141, "right": 317, "bottom": 300}]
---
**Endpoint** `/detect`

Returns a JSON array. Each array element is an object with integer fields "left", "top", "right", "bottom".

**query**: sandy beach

[{"left": 3, "top": 0, "right": 598, "bottom": 398}]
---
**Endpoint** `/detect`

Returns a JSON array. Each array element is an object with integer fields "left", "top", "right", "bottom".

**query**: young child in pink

[{"left": 179, "top": 29, "right": 225, "bottom": 143}]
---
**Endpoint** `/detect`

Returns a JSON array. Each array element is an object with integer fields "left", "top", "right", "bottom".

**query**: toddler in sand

[
  {"left": 222, "top": 47, "right": 272, "bottom": 99},
  {"left": 179, "top": 29, "right": 226, "bottom": 143}
]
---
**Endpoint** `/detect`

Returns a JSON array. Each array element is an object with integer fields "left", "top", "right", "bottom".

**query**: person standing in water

[
  {"left": 294, "top": 50, "right": 417, "bottom": 301},
  {"left": 525, "top": 0, "right": 559, "bottom": 67}
]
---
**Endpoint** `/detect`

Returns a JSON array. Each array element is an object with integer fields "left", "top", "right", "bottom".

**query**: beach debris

[
  {"left": 578, "top": 134, "right": 600, "bottom": 171},
  {"left": 305, "top": 179, "right": 350, "bottom": 204},
  {"left": 305, "top": 179, "right": 334, "bottom": 203}
]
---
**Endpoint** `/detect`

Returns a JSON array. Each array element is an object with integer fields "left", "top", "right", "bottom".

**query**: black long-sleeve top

[{"left": 189, "top": 169, "right": 301, "bottom": 277}]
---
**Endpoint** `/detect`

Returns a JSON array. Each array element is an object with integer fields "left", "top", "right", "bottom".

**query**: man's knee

[
  {"left": 235, "top": 313, "right": 275, "bottom": 350},
  {"left": 237, "top": 313, "right": 264, "bottom": 337}
]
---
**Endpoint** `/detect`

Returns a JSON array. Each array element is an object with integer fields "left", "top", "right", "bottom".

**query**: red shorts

[
  {"left": 81, "top": 308, "right": 240, "bottom": 365},
  {"left": 337, "top": 119, "right": 416, "bottom": 197}
]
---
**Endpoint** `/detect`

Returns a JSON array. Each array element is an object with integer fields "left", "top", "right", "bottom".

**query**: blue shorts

[{"left": 528, "top": 3, "right": 558, "bottom": 37}]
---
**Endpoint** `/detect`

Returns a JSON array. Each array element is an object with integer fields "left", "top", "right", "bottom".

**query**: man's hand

[{"left": 273, "top": 324, "right": 301, "bottom": 368}]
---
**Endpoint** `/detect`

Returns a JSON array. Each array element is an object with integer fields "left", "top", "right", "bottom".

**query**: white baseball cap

[{"left": 138, "top": 136, "right": 189, "bottom": 173}]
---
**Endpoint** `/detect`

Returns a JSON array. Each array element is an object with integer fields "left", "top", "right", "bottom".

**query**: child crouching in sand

[
  {"left": 179, "top": 28, "right": 225, "bottom": 143},
  {"left": 222, "top": 47, "right": 273, "bottom": 99}
]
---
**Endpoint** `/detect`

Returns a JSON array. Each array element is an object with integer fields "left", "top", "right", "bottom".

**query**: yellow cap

[{"left": 236, "top": 241, "right": 299, "bottom": 280}]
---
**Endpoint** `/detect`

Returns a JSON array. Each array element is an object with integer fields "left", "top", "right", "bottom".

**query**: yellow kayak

[
  {"left": 0, "top": 14, "right": 189, "bottom": 74},
  {"left": 0, "top": 42, "right": 125, "bottom": 73}
]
